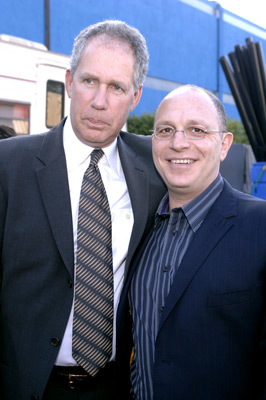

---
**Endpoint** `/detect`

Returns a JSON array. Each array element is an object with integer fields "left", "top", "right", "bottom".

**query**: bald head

[{"left": 156, "top": 85, "right": 227, "bottom": 132}]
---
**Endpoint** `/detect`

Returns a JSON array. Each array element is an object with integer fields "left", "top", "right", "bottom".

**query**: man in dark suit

[
  {"left": 0, "top": 21, "right": 165, "bottom": 400},
  {"left": 128, "top": 84, "right": 266, "bottom": 399}
]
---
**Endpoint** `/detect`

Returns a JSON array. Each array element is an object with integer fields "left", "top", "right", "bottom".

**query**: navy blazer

[
  {"left": 0, "top": 119, "right": 166, "bottom": 400},
  {"left": 124, "top": 180, "right": 266, "bottom": 400}
]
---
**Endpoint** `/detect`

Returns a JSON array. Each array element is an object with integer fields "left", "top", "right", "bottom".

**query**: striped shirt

[{"left": 129, "top": 175, "right": 224, "bottom": 400}]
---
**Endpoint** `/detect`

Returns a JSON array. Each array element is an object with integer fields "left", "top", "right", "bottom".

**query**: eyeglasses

[{"left": 150, "top": 125, "right": 223, "bottom": 141}]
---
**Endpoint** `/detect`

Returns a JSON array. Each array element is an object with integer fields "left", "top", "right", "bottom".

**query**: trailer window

[
  {"left": 46, "top": 80, "right": 65, "bottom": 128},
  {"left": 0, "top": 102, "right": 29, "bottom": 134}
]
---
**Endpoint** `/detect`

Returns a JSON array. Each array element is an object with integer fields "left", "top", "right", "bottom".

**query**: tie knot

[{"left": 90, "top": 149, "right": 104, "bottom": 167}]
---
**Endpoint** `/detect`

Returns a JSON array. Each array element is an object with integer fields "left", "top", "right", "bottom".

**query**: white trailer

[{"left": 0, "top": 34, "right": 70, "bottom": 135}]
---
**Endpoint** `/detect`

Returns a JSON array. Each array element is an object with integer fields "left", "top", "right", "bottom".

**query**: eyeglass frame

[{"left": 150, "top": 124, "right": 225, "bottom": 141}]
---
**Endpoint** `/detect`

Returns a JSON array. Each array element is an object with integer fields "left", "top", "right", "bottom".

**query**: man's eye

[
  {"left": 110, "top": 84, "right": 123, "bottom": 91},
  {"left": 191, "top": 126, "right": 205, "bottom": 133},
  {"left": 159, "top": 127, "right": 174, "bottom": 134},
  {"left": 85, "top": 78, "right": 94, "bottom": 84}
]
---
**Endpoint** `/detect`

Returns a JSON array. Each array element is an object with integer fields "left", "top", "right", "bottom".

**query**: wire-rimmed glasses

[{"left": 150, "top": 125, "right": 223, "bottom": 140}]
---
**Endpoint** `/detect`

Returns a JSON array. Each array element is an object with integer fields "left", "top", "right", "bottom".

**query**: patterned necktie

[{"left": 72, "top": 148, "right": 113, "bottom": 376}]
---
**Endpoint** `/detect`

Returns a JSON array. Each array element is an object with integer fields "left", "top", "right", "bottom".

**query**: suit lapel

[
  {"left": 117, "top": 135, "right": 150, "bottom": 277},
  {"left": 158, "top": 183, "right": 237, "bottom": 332},
  {"left": 35, "top": 120, "right": 74, "bottom": 277}
]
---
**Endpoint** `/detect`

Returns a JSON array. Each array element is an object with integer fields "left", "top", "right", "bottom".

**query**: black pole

[
  {"left": 219, "top": 56, "right": 261, "bottom": 160},
  {"left": 45, "top": 0, "right": 50, "bottom": 50},
  {"left": 246, "top": 39, "right": 266, "bottom": 141},
  {"left": 256, "top": 42, "right": 266, "bottom": 97},
  {"left": 228, "top": 51, "right": 265, "bottom": 149}
]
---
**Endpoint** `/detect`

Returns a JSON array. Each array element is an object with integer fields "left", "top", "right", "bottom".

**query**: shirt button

[
  {"left": 160, "top": 306, "right": 164, "bottom": 312},
  {"left": 126, "top": 214, "right": 130, "bottom": 220},
  {"left": 162, "top": 266, "right": 168, "bottom": 272},
  {"left": 50, "top": 337, "right": 60, "bottom": 347}
]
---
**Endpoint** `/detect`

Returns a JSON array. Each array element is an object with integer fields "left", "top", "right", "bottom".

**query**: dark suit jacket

[
  {"left": 0, "top": 119, "right": 166, "bottom": 400},
  {"left": 124, "top": 180, "right": 266, "bottom": 400}
]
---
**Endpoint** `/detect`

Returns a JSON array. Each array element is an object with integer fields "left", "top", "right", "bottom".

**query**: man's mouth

[
  {"left": 170, "top": 159, "right": 194, "bottom": 164},
  {"left": 87, "top": 118, "right": 108, "bottom": 126}
]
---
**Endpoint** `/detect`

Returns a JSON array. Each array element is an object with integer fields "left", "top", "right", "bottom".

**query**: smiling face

[
  {"left": 152, "top": 88, "right": 233, "bottom": 209},
  {"left": 65, "top": 36, "right": 142, "bottom": 147}
]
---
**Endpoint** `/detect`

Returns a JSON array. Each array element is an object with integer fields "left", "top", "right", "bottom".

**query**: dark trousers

[{"left": 43, "top": 364, "right": 117, "bottom": 400}]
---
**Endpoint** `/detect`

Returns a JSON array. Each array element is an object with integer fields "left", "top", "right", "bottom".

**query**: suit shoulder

[
  {"left": 0, "top": 120, "right": 64, "bottom": 162},
  {"left": 119, "top": 131, "right": 152, "bottom": 156},
  {"left": 234, "top": 189, "right": 266, "bottom": 218},
  {"left": 219, "top": 181, "right": 266, "bottom": 223},
  {"left": 0, "top": 133, "right": 45, "bottom": 158}
]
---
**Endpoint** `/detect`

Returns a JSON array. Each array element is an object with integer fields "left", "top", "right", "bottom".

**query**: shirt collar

[
  {"left": 155, "top": 174, "right": 224, "bottom": 232},
  {"left": 63, "top": 116, "right": 119, "bottom": 174}
]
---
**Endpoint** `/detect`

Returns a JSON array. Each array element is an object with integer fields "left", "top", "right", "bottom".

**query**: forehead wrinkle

[
  {"left": 155, "top": 119, "right": 175, "bottom": 127},
  {"left": 155, "top": 118, "right": 213, "bottom": 129},
  {"left": 184, "top": 119, "right": 211, "bottom": 128}
]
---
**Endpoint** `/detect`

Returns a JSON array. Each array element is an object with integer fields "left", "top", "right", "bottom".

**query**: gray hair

[
  {"left": 199, "top": 87, "right": 227, "bottom": 132},
  {"left": 70, "top": 20, "right": 149, "bottom": 91}
]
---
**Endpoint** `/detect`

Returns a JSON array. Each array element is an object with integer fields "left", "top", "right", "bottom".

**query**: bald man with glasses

[{"left": 125, "top": 85, "right": 266, "bottom": 400}]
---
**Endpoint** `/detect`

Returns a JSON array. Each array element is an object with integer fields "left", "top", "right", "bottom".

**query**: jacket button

[
  {"left": 68, "top": 278, "right": 73, "bottom": 288},
  {"left": 31, "top": 395, "right": 39, "bottom": 400},
  {"left": 50, "top": 337, "right": 60, "bottom": 347}
]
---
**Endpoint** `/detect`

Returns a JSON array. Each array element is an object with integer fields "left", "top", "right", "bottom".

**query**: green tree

[
  {"left": 227, "top": 118, "right": 249, "bottom": 144},
  {"left": 127, "top": 113, "right": 154, "bottom": 136}
]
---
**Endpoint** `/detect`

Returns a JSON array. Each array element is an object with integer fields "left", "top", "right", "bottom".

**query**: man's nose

[
  {"left": 169, "top": 129, "right": 190, "bottom": 148},
  {"left": 91, "top": 86, "right": 108, "bottom": 109}
]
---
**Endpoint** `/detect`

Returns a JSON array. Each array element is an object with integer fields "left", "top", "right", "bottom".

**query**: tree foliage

[
  {"left": 127, "top": 113, "right": 154, "bottom": 136},
  {"left": 227, "top": 117, "right": 249, "bottom": 144}
]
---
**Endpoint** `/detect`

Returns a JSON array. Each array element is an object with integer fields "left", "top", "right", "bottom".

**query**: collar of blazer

[{"left": 35, "top": 118, "right": 74, "bottom": 277}]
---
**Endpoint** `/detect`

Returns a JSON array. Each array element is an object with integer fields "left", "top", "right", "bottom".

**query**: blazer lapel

[
  {"left": 158, "top": 183, "right": 237, "bottom": 332},
  {"left": 35, "top": 120, "right": 74, "bottom": 277},
  {"left": 118, "top": 136, "right": 150, "bottom": 277}
]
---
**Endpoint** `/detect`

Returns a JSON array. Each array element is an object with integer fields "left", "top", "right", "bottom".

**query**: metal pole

[
  {"left": 216, "top": 3, "right": 223, "bottom": 102},
  {"left": 219, "top": 55, "right": 261, "bottom": 160},
  {"left": 45, "top": 0, "right": 50, "bottom": 50}
]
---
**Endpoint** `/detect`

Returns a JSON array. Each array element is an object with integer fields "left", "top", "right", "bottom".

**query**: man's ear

[
  {"left": 65, "top": 69, "right": 73, "bottom": 99},
  {"left": 220, "top": 132, "right": 234, "bottom": 162},
  {"left": 130, "top": 86, "right": 143, "bottom": 112}
]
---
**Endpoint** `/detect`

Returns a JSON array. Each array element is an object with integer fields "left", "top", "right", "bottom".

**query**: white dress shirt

[{"left": 55, "top": 117, "right": 134, "bottom": 366}]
